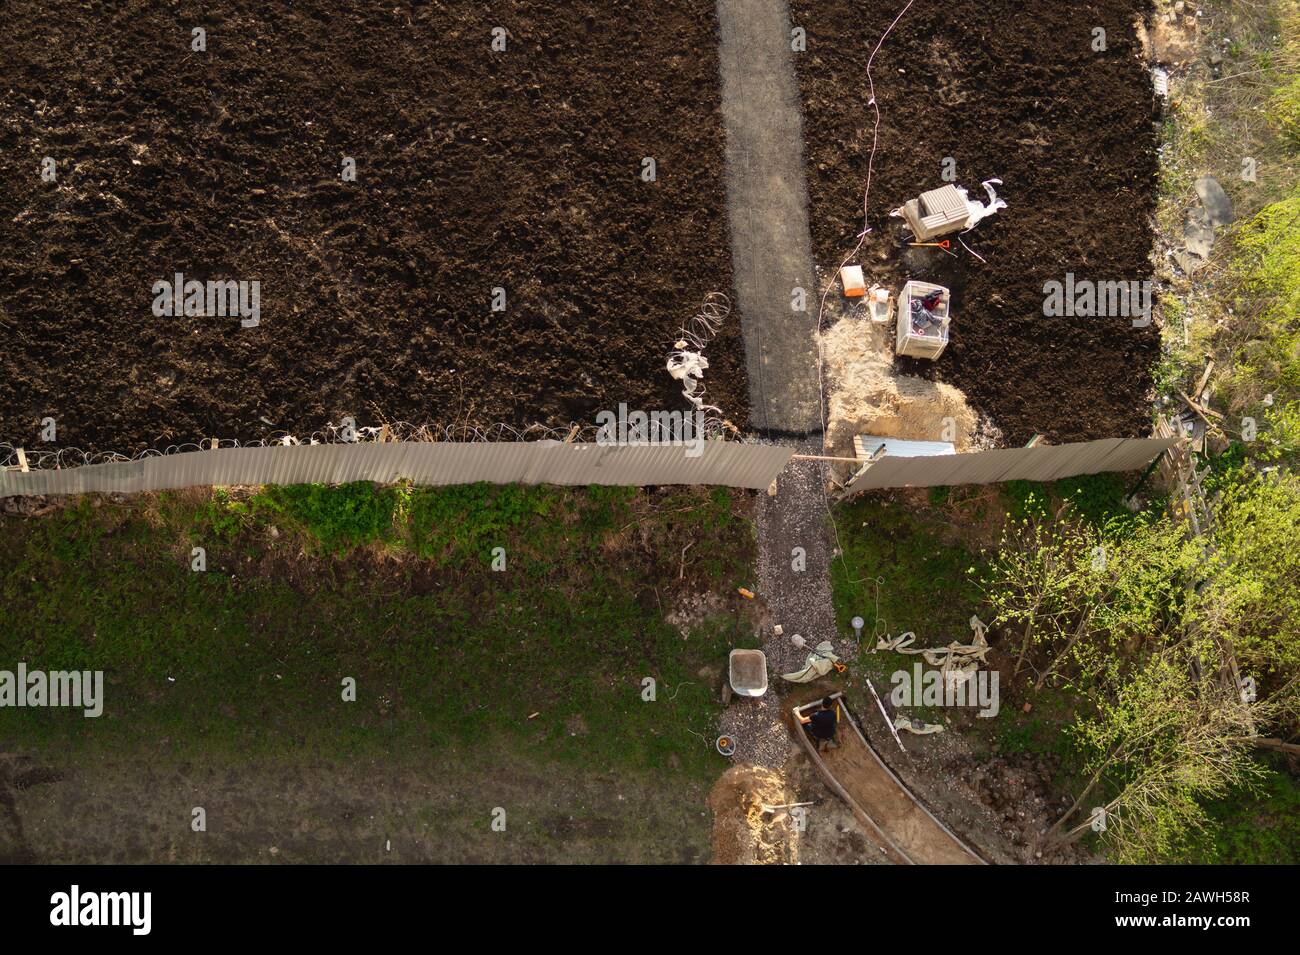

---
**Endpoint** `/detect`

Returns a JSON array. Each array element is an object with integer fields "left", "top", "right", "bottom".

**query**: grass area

[
  {"left": 1174, "top": 760, "right": 1300, "bottom": 864},
  {"left": 830, "top": 493, "right": 986, "bottom": 645},
  {"left": 830, "top": 474, "right": 1135, "bottom": 651},
  {"left": 830, "top": 487, "right": 995, "bottom": 728},
  {"left": 0, "top": 483, "right": 758, "bottom": 785}
]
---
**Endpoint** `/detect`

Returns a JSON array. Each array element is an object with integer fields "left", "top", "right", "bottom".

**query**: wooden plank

[{"left": 1193, "top": 360, "right": 1215, "bottom": 400}]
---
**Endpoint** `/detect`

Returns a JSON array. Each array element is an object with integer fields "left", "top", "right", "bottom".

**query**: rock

[
  {"left": 1184, "top": 215, "right": 1216, "bottom": 258},
  {"left": 1194, "top": 176, "right": 1234, "bottom": 226},
  {"left": 1175, "top": 249, "right": 1206, "bottom": 275}
]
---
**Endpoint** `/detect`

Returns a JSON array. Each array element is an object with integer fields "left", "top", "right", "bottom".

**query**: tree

[
  {"left": 980, "top": 502, "right": 1087, "bottom": 684},
  {"left": 981, "top": 502, "right": 1195, "bottom": 693},
  {"left": 1196, "top": 472, "right": 1300, "bottom": 703},
  {"left": 1044, "top": 637, "right": 1296, "bottom": 862}
]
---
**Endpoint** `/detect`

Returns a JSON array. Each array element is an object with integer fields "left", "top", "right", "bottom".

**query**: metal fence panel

[
  {"left": 844, "top": 436, "right": 1178, "bottom": 495},
  {"left": 0, "top": 436, "right": 1178, "bottom": 498},
  {"left": 0, "top": 441, "right": 795, "bottom": 496}
]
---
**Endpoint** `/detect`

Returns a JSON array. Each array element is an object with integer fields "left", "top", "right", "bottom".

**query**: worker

[{"left": 806, "top": 696, "right": 839, "bottom": 751}]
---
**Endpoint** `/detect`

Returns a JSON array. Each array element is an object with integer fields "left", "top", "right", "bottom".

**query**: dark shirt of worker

[{"left": 808, "top": 708, "right": 837, "bottom": 741}]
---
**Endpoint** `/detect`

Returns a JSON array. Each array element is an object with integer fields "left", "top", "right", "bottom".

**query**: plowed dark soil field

[
  {"left": 0, "top": 1, "right": 746, "bottom": 455},
  {"left": 790, "top": 0, "right": 1160, "bottom": 444}
]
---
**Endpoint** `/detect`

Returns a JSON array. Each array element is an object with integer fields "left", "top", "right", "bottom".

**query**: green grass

[
  {"left": 1003, "top": 473, "right": 1137, "bottom": 530},
  {"left": 0, "top": 484, "right": 757, "bottom": 783},
  {"left": 830, "top": 494, "right": 985, "bottom": 645},
  {"left": 1174, "top": 760, "right": 1300, "bottom": 863},
  {"left": 255, "top": 481, "right": 407, "bottom": 552}
]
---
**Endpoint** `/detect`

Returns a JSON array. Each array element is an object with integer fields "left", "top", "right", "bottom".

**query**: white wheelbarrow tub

[{"left": 728, "top": 649, "right": 769, "bottom": 698}]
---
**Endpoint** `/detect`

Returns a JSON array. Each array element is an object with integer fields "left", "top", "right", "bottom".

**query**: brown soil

[
  {"left": 0, "top": 1, "right": 747, "bottom": 455},
  {"left": 847, "top": 663, "right": 1098, "bottom": 865},
  {"left": 806, "top": 700, "right": 983, "bottom": 864},
  {"left": 791, "top": 0, "right": 1160, "bottom": 444},
  {"left": 2, "top": 747, "right": 715, "bottom": 864}
]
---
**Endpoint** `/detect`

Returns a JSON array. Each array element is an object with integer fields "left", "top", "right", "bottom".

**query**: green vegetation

[
  {"left": 1176, "top": 761, "right": 1300, "bottom": 864},
  {"left": 256, "top": 481, "right": 409, "bottom": 552},
  {"left": 831, "top": 470, "right": 1300, "bottom": 863},
  {"left": 1157, "top": 0, "right": 1300, "bottom": 460},
  {"left": 1219, "top": 187, "right": 1300, "bottom": 459},
  {"left": 830, "top": 493, "right": 985, "bottom": 644},
  {"left": 1114, "top": 0, "right": 1300, "bottom": 861},
  {"left": 0, "top": 484, "right": 757, "bottom": 784},
  {"left": 994, "top": 472, "right": 1300, "bottom": 862}
]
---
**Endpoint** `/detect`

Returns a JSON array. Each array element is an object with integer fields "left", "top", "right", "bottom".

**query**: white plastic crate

[{"left": 895, "top": 281, "right": 951, "bottom": 360}]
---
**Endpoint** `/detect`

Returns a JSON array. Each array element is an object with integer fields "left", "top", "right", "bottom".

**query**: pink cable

[{"left": 814, "top": 0, "right": 917, "bottom": 436}]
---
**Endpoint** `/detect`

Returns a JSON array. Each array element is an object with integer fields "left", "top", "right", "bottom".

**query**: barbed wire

[
  {"left": 666, "top": 291, "right": 733, "bottom": 417},
  {"left": 4, "top": 290, "right": 746, "bottom": 474}
]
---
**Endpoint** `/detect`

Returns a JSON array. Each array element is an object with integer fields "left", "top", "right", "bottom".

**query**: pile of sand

[
  {"left": 820, "top": 312, "right": 981, "bottom": 466},
  {"left": 708, "top": 764, "right": 798, "bottom": 865},
  {"left": 708, "top": 750, "right": 891, "bottom": 865}
]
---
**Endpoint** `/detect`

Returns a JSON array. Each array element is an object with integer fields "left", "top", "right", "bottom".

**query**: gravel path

[
  {"left": 714, "top": 0, "right": 846, "bottom": 770},
  {"left": 718, "top": 441, "right": 857, "bottom": 768},
  {"left": 716, "top": 0, "right": 822, "bottom": 435}
]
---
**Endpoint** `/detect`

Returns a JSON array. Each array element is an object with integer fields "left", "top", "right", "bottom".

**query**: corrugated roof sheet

[{"left": 855, "top": 434, "right": 956, "bottom": 459}]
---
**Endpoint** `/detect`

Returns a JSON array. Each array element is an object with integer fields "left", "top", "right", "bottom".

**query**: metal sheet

[
  {"left": 844, "top": 437, "right": 1178, "bottom": 494},
  {"left": 0, "top": 441, "right": 795, "bottom": 497}
]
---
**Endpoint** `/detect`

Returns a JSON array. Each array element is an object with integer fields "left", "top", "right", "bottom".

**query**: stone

[
  {"left": 1194, "top": 176, "right": 1234, "bottom": 226},
  {"left": 1175, "top": 250, "right": 1206, "bottom": 275},
  {"left": 1184, "top": 216, "right": 1216, "bottom": 258}
]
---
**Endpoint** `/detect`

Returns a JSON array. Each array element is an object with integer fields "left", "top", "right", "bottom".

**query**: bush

[
  {"left": 1053, "top": 472, "right": 1130, "bottom": 529},
  {"left": 405, "top": 483, "right": 556, "bottom": 565},
  {"left": 255, "top": 482, "right": 401, "bottom": 553}
]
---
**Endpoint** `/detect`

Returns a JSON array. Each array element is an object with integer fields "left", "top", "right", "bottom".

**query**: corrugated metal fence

[
  {"left": 843, "top": 436, "right": 1178, "bottom": 496},
  {"left": 0, "top": 435, "right": 1179, "bottom": 498},
  {"left": 0, "top": 440, "right": 796, "bottom": 496}
]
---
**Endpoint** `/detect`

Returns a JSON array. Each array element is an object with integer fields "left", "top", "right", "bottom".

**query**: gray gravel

[{"left": 719, "top": 438, "right": 856, "bottom": 768}]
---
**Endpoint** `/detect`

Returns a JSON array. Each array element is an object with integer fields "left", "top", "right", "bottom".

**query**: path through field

[
  {"left": 715, "top": 0, "right": 845, "bottom": 776},
  {"left": 713, "top": 0, "right": 966, "bottom": 865},
  {"left": 716, "top": 0, "right": 822, "bottom": 436}
]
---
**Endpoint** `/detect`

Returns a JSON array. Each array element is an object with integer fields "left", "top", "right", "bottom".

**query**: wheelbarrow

[{"left": 728, "top": 649, "right": 768, "bottom": 699}]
